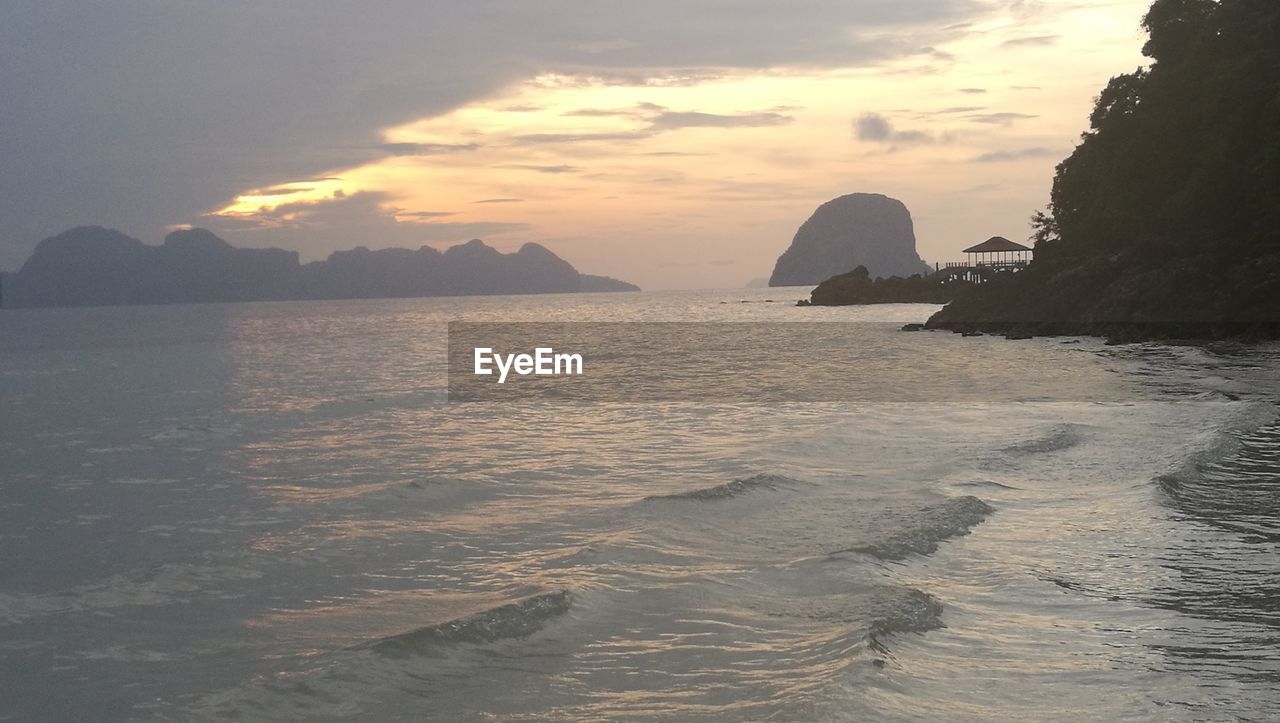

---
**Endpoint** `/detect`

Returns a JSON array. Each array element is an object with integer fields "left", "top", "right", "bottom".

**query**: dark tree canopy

[
  {"left": 1042, "top": 0, "right": 1280, "bottom": 261},
  {"left": 929, "top": 0, "right": 1280, "bottom": 339}
]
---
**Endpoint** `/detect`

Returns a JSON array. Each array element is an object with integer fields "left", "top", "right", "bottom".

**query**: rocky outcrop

[
  {"left": 802, "top": 265, "right": 956, "bottom": 306},
  {"left": 769, "top": 193, "right": 931, "bottom": 286},
  {"left": 0, "top": 226, "right": 639, "bottom": 307},
  {"left": 924, "top": 250, "right": 1280, "bottom": 342}
]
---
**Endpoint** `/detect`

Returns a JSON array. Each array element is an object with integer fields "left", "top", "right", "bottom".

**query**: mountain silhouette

[{"left": 0, "top": 227, "right": 638, "bottom": 307}]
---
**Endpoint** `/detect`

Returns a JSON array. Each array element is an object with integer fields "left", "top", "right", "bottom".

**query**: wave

[
  {"left": 643, "top": 473, "right": 796, "bottom": 502},
  {"left": 951, "top": 479, "right": 1020, "bottom": 491},
  {"left": 866, "top": 588, "right": 945, "bottom": 654},
  {"left": 1000, "top": 425, "right": 1084, "bottom": 455},
  {"left": 844, "top": 496, "right": 995, "bottom": 561},
  {"left": 356, "top": 590, "right": 572, "bottom": 658},
  {"left": 1157, "top": 417, "right": 1280, "bottom": 543}
]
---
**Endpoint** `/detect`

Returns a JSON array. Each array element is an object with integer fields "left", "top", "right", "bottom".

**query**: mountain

[
  {"left": 0, "top": 227, "right": 639, "bottom": 308},
  {"left": 578, "top": 274, "right": 640, "bottom": 292},
  {"left": 927, "top": 0, "right": 1280, "bottom": 341},
  {"left": 769, "top": 193, "right": 932, "bottom": 286}
]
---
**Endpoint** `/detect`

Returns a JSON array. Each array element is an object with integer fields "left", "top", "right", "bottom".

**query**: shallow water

[{"left": 1, "top": 289, "right": 1278, "bottom": 720}]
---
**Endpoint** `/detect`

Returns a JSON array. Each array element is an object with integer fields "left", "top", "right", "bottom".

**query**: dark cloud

[
  {"left": 973, "top": 147, "right": 1057, "bottom": 162},
  {"left": 472, "top": 198, "right": 524, "bottom": 204},
  {"left": 379, "top": 142, "right": 480, "bottom": 156},
  {"left": 252, "top": 187, "right": 312, "bottom": 197},
  {"left": 853, "top": 113, "right": 936, "bottom": 145},
  {"left": 648, "top": 111, "right": 794, "bottom": 130},
  {"left": 958, "top": 87, "right": 987, "bottom": 94},
  {"left": 0, "top": 0, "right": 991, "bottom": 268}
]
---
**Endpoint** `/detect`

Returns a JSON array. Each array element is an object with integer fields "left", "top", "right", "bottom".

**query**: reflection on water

[{"left": 0, "top": 291, "right": 1278, "bottom": 720}]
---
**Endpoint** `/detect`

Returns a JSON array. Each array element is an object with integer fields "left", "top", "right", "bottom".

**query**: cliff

[
  {"left": 0, "top": 227, "right": 639, "bottom": 308},
  {"left": 769, "top": 193, "right": 931, "bottom": 286}
]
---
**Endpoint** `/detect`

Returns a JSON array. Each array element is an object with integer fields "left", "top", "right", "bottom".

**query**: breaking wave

[
  {"left": 866, "top": 588, "right": 945, "bottom": 654},
  {"left": 643, "top": 473, "right": 796, "bottom": 502},
  {"left": 356, "top": 590, "right": 572, "bottom": 658},
  {"left": 1000, "top": 424, "right": 1084, "bottom": 455},
  {"left": 843, "top": 496, "right": 995, "bottom": 561}
]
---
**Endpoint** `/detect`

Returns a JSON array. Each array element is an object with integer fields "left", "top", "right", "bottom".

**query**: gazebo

[{"left": 963, "top": 236, "right": 1032, "bottom": 269}]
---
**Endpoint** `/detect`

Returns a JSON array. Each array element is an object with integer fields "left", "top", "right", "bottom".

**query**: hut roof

[{"left": 963, "top": 236, "right": 1032, "bottom": 253}]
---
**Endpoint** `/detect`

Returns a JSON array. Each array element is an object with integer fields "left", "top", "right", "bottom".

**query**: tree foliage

[
  {"left": 929, "top": 0, "right": 1280, "bottom": 338},
  {"left": 1040, "top": 0, "right": 1280, "bottom": 261}
]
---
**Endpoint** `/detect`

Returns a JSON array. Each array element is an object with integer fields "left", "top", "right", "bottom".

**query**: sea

[{"left": 1, "top": 288, "right": 1278, "bottom": 721}]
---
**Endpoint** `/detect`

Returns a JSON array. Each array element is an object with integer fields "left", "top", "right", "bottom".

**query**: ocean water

[{"left": 1, "top": 289, "right": 1279, "bottom": 721}]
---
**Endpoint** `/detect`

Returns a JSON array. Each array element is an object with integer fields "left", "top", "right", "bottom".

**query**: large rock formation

[
  {"left": 0, "top": 226, "right": 638, "bottom": 308},
  {"left": 769, "top": 193, "right": 931, "bottom": 286}
]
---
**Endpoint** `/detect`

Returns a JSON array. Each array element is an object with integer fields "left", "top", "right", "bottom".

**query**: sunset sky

[{"left": 3, "top": 0, "right": 1153, "bottom": 289}]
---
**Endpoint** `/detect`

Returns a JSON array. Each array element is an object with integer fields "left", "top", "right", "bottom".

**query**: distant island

[
  {"left": 0, "top": 227, "right": 638, "bottom": 308},
  {"left": 926, "top": 0, "right": 1279, "bottom": 341},
  {"left": 769, "top": 193, "right": 932, "bottom": 286}
]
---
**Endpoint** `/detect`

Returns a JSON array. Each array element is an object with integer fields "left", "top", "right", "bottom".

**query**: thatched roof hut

[{"left": 962, "top": 236, "right": 1032, "bottom": 254}]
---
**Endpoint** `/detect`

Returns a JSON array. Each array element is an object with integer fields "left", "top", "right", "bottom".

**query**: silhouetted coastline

[{"left": 0, "top": 227, "right": 638, "bottom": 308}]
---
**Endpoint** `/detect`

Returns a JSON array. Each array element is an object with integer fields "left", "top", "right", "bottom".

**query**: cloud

[
  {"left": 196, "top": 191, "right": 528, "bottom": 259},
  {"left": 973, "top": 146, "right": 1057, "bottom": 162},
  {"left": 563, "top": 108, "right": 637, "bottom": 117},
  {"left": 575, "top": 38, "right": 642, "bottom": 54},
  {"left": 647, "top": 111, "right": 794, "bottom": 130},
  {"left": 915, "top": 106, "right": 986, "bottom": 117},
  {"left": 958, "top": 87, "right": 987, "bottom": 94},
  {"left": 853, "top": 113, "right": 936, "bottom": 145},
  {"left": 250, "top": 187, "right": 313, "bottom": 197},
  {"left": 472, "top": 198, "right": 524, "bottom": 204},
  {"left": 968, "top": 112, "right": 1039, "bottom": 125},
  {"left": 641, "top": 150, "right": 711, "bottom": 157},
  {"left": 379, "top": 142, "right": 480, "bottom": 156},
  {"left": 497, "top": 164, "right": 582, "bottom": 174},
  {"left": 1002, "top": 35, "right": 1057, "bottom": 47},
  {"left": 511, "top": 131, "right": 654, "bottom": 145},
  {"left": 0, "top": 0, "right": 993, "bottom": 268},
  {"left": 561, "top": 105, "right": 794, "bottom": 132}
]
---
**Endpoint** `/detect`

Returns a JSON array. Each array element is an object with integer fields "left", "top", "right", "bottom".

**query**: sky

[{"left": 1, "top": 0, "right": 1154, "bottom": 289}]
